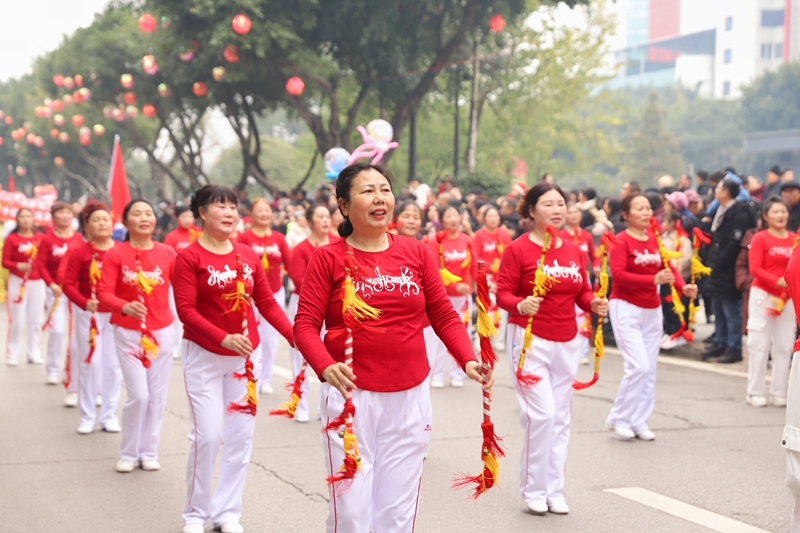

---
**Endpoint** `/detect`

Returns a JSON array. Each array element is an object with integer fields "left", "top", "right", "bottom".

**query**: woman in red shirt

[
  {"left": 425, "top": 205, "right": 477, "bottom": 387},
  {"left": 497, "top": 183, "right": 607, "bottom": 516},
  {"left": 97, "top": 199, "right": 177, "bottom": 474},
  {"left": 474, "top": 205, "right": 512, "bottom": 349},
  {"left": 295, "top": 162, "right": 488, "bottom": 533},
  {"left": 746, "top": 197, "right": 796, "bottom": 407},
  {"left": 3, "top": 208, "right": 44, "bottom": 366},
  {"left": 236, "top": 198, "right": 291, "bottom": 395},
  {"left": 173, "top": 185, "right": 293, "bottom": 533},
  {"left": 37, "top": 201, "right": 84, "bottom": 388},
  {"left": 391, "top": 200, "right": 423, "bottom": 240},
  {"left": 62, "top": 201, "right": 122, "bottom": 434},
  {"left": 606, "top": 194, "right": 697, "bottom": 441},
  {"left": 286, "top": 204, "right": 335, "bottom": 423},
  {"left": 164, "top": 205, "right": 202, "bottom": 253}
]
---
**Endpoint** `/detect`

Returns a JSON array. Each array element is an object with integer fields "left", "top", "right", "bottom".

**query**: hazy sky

[{"left": 0, "top": 0, "right": 110, "bottom": 82}]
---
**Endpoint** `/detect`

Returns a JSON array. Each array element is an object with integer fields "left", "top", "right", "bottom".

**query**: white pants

[
  {"left": 169, "top": 286, "right": 184, "bottom": 358},
  {"left": 575, "top": 304, "right": 591, "bottom": 358},
  {"left": 6, "top": 274, "right": 45, "bottom": 363},
  {"left": 182, "top": 340, "right": 263, "bottom": 528},
  {"left": 607, "top": 299, "right": 663, "bottom": 431},
  {"left": 257, "top": 286, "right": 285, "bottom": 388},
  {"left": 506, "top": 323, "right": 580, "bottom": 505},
  {"left": 75, "top": 309, "right": 122, "bottom": 427},
  {"left": 288, "top": 293, "right": 322, "bottom": 420},
  {"left": 427, "top": 295, "right": 469, "bottom": 383},
  {"left": 115, "top": 324, "right": 175, "bottom": 462},
  {"left": 321, "top": 382, "right": 431, "bottom": 533},
  {"left": 44, "top": 286, "right": 68, "bottom": 378},
  {"left": 784, "top": 351, "right": 800, "bottom": 532},
  {"left": 66, "top": 303, "right": 79, "bottom": 393},
  {"left": 747, "top": 287, "right": 796, "bottom": 398}
]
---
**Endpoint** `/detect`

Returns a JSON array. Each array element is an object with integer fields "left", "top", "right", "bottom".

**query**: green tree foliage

[{"left": 741, "top": 62, "right": 800, "bottom": 132}]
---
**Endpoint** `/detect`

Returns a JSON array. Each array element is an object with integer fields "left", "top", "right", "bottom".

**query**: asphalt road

[{"left": 0, "top": 312, "right": 794, "bottom": 533}]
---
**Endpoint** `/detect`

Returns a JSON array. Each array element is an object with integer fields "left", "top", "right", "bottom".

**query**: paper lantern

[
  {"left": 223, "top": 45, "right": 239, "bottom": 63},
  {"left": 179, "top": 47, "right": 195, "bottom": 62},
  {"left": 126, "top": 105, "right": 138, "bottom": 118},
  {"left": 79, "top": 126, "right": 91, "bottom": 136},
  {"left": 51, "top": 100, "right": 64, "bottom": 112},
  {"left": 489, "top": 14, "right": 506, "bottom": 32},
  {"left": 192, "top": 81, "right": 207, "bottom": 97},
  {"left": 53, "top": 74, "right": 64, "bottom": 87},
  {"left": 10, "top": 130, "right": 22, "bottom": 141},
  {"left": 42, "top": 98, "right": 52, "bottom": 107},
  {"left": 120, "top": 73, "right": 134, "bottom": 89},
  {"left": 34, "top": 106, "right": 45, "bottom": 118},
  {"left": 142, "top": 54, "right": 159, "bottom": 75},
  {"left": 55, "top": 114, "right": 67, "bottom": 127},
  {"left": 59, "top": 132, "right": 70, "bottom": 143},
  {"left": 63, "top": 76, "right": 75, "bottom": 90},
  {"left": 123, "top": 92, "right": 137, "bottom": 105},
  {"left": 285, "top": 76, "right": 305, "bottom": 96},
  {"left": 34, "top": 136, "right": 45, "bottom": 148},
  {"left": 102, "top": 106, "right": 113, "bottom": 118},
  {"left": 54, "top": 156, "right": 65, "bottom": 167},
  {"left": 71, "top": 114, "right": 84, "bottom": 127},
  {"left": 111, "top": 108, "right": 125, "bottom": 122},
  {"left": 50, "top": 128, "right": 60, "bottom": 138},
  {"left": 0, "top": 136, "right": 3, "bottom": 146},
  {"left": 26, "top": 133, "right": 36, "bottom": 144},
  {"left": 74, "top": 74, "right": 83, "bottom": 87},
  {"left": 78, "top": 87, "right": 91, "bottom": 101},
  {"left": 93, "top": 124, "right": 105, "bottom": 136},
  {"left": 212, "top": 67, "right": 226, "bottom": 81},
  {"left": 157, "top": 83, "right": 171, "bottom": 97},
  {"left": 0, "top": 110, "right": 4, "bottom": 119},
  {"left": 3, "top": 116, "right": 12, "bottom": 125},
  {"left": 15, "top": 166, "right": 26, "bottom": 177},
  {"left": 79, "top": 133, "right": 91, "bottom": 146},
  {"left": 232, "top": 14, "right": 252, "bottom": 35},
  {"left": 142, "top": 104, "right": 157, "bottom": 118},
  {"left": 62, "top": 94, "right": 74, "bottom": 106},
  {"left": 138, "top": 13, "right": 157, "bottom": 33}
]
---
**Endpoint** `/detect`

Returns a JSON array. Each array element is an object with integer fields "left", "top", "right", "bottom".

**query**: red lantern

[
  {"left": 192, "top": 81, "right": 207, "bottom": 97},
  {"left": 53, "top": 74, "right": 64, "bottom": 86},
  {"left": 142, "top": 104, "right": 157, "bottom": 118},
  {"left": 79, "top": 134, "right": 91, "bottom": 146},
  {"left": 53, "top": 114, "right": 65, "bottom": 126},
  {"left": 285, "top": 76, "right": 305, "bottom": 96},
  {"left": 232, "top": 14, "right": 252, "bottom": 35},
  {"left": 0, "top": 137, "right": 3, "bottom": 146},
  {"left": 120, "top": 73, "right": 134, "bottom": 89},
  {"left": 123, "top": 92, "right": 137, "bottom": 105},
  {"left": 51, "top": 100, "right": 64, "bottom": 112},
  {"left": 142, "top": 54, "right": 159, "bottom": 75},
  {"left": 138, "top": 13, "right": 157, "bottom": 33},
  {"left": 10, "top": 130, "right": 21, "bottom": 142},
  {"left": 489, "top": 14, "right": 506, "bottom": 32},
  {"left": 16, "top": 166, "right": 27, "bottom": 177},
  {"left": 78, "top": 87, "right": 91, "bottom": 101},
  {"left": 93, "top": 124, "right": 105, "bottom": 136},
  {"left": 50, "top": 128, "right": 60, "bottom": 139},
  {"left": 62, "top": 94, "right": 74, "bottom": 106},
  {"left": 59, "top": 132, "right": 70, "bottom": 143},
  {"left": 34, "top": 136, "right": 45, "bottom": 148},
  {"left": 34, "top": 106, "right": 45, "bottom": 118},
  {"left": 3, "top": 116, "right": 12, "bottom": 125},
  {"left": 54, "top": 156, "right": 65, "bottom": 167},
  {"left": 26, "top": 133, "right": 36, "bottom": 144},
  {"left": 212, "top": 67, "right": 226, "bottom": 81},
  {"left": 223, "top": 45, "right": 240, "bottom": 63},
  {"left": 74, "top": 74, "right": 83, "bottom": 87},
  {"left": 63, "top": 76, "right": 75, "bottom": 90},
  {"left": 126, "top": 105, "right": 138, "bottom": 118},
  {"left": 157, "top": 83, "right": 171, "bottom": 97},
  {"left": 71, "top": 114, "right": 84, "bottom": 127}
]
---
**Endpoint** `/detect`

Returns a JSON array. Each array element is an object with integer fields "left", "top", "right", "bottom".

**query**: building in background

[{"left": 609, "top": 0, "right": 800, "bottom": 99}]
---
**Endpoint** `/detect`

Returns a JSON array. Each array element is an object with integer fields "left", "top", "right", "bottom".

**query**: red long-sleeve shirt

[
  {"left": 62, "top": 242, "right": 113, "bottom": 312},
  {"left": 426, "top": 232, "right": 478, "bottom": 296},
  {"left": 749, "top": 230, "right": 796, "bottom": 297},
  {"left": 288, "top": 235, "right": 340, "bottom": 295},
  {"left": 783, "top": 246, "right": 800, "bottom": 350},
  {"left": 497, "top": 235, "right": 594, "bottom": 342},
  {"left": 559, "top": 227, "right": 599, "bottom": 269},
  {"left": 164, "top": 225, "right": 202, "bottom": 253},
  {"left": 3, "top": 232, "right": 42, "bottom": 279},
  {"left": 609, "top": 230, "right": 685, "bottom": 309},
  {"left": 294, "top": 234, "right": 477, "bottom": 392},
  {"left": 96, "top": 241, "right": 176, "bottom": 331},
  {"left": 473, "top": 227, "right": 512, "bottom": 277},
  {"left": 36, "top": 230, "right": 85, "bottom": 286},
  {"left": 172, "top": 241, "right": 293, "bottom": 356},
  {"left": 236, "top": 229, "right": 291, "bottom": 293}
]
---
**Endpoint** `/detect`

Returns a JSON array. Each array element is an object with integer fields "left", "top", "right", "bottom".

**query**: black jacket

[
  {"left": 703, "top": 201, "right": 755, "bottom": 299},
  {"left": 790, "top": 203, "right": 800, "bottom": 233}
]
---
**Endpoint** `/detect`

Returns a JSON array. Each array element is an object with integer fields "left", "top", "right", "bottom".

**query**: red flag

[
  {"left": 107, "top": 135, "right": 131, "bottom": 224},
  {"left": 8, "top": 175, "right": 14, "bottom": 192}
]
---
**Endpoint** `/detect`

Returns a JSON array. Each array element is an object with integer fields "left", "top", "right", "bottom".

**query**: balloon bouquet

[{"left": 322, "top": 118, "right": 400, "bottom": 180}]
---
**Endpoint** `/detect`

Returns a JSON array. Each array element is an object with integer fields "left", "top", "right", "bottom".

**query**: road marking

[
  {"left": 603, "top": 346, "right": 762, "bottom": 381},
  {"left": 273, "top": 364, "right": 320, "bottom": 384},
  {"left": 605, "top": 487, "right": 772, "bottom": 533}
]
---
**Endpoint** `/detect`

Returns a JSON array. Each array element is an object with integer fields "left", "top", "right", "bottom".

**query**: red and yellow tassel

[
  {"left": 436, "top": 231, "right": 463, "bottom": 285},
  {"left": 14, "top": 243, "right": 38, "bottom": 303},
  {"left": 651, "top": 218, "right": 689, "bottom": 342},
  {"left": 269, "top": 361, "right": 307, "bottom": 418},
  {"left": 227, "top": 254, "right": 258, "bottom": 416}
]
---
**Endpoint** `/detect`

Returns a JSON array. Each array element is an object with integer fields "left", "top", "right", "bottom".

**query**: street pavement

[{"left": 0, "top": 308, "right": 794, "bottom": 533}]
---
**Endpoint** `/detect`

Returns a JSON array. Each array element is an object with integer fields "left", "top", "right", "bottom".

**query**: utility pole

[
  {"left": 408, "top": 110, "right": 416, "bottom": 182},
  {"left": 466, "top": 32, "right": 481, "bottom": 173},
  {"left": 453, "top": 68, "right": 459, "bottom": 178}
]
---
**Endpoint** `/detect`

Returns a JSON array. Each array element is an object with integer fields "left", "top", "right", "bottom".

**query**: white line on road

[
  {"left": 603, "top": 346, "right": 762, "bottom": 381},
  {"left": 604, "top": 487, "right": 772, "bottom": 533}
]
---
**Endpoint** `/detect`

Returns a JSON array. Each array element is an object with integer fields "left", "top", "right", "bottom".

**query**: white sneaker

[
  {"left": 115, "top": 459, "right": 135, "bottom": 473},
  {"left": 259, "top": 384, "right": 273, "bottom": 395},
  {"left": 613, "top": 426, "right": 635, "bottom": 441},
  {"left": 295, "top": 412, "right": 310, "bottom": 423},
  {"left": 660, "top": 335, "right": 687, "bottom": 350},
  {"left": 77, "top": 423, "right": 95, "bottom": 435},
  {"left": 182, "top": 524, "right": 205, "bottom": 533},
  {"left": 525, "top": 501, "right": 548, "bottom": 515},
  {"left": 579, "top": 356, "right": 589, "bottom": 365},
  {"left": 96, "top": 394, "right": 103, "bottom": 407},
  {"left": 747, "top": 395, "right": 768, "bottom": 407},
  {"left": 219, "top": 521, "right": 244, "bottom": 533},
  {"left": 102, "top": 420, "right": 122, "bottom": 433},
  {"left": 140, "top": 459, "right": 161, "bottom": 471},
  {"left": 635, "top": 429, "right": 656, "bottom": 441},
  {"left": 173, "top": 350, "right": 181, "bottom": 360},
  {"left": 46, "top": 374, "right": 59, "bottom": 385},
  {"left": 430, "top": 380, "right": 445, "bottom": 389},
  {"left": 450, "top": 380, "right": 464, "bottom": 388},
  {"left": 548, "top": 501, "right": 570, "bottom": 515},
  {"left": 6, "top": 358, "right": 18, "bottom": 366},
  {"left": 771, "top": 395, "right": 788, "bottom": 407},
  {"left": 28, "top": 355, "right": 44, "bottom": 364},
  {"left": 64, "top": 392, "right": 78, "bottom": 407}
]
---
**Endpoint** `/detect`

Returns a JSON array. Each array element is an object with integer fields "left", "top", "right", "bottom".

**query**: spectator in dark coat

[
  {"left": 764, "top": 165, "right": 784, "bottom": 201},
  {"left": 781, "top": 181, "right": 800, "bottom": 232},
  {"left": 696, "top": 170, "right": 712, "bottom": 196},
  {"left": 604, "top": 196, "right": 626, "bottom": 233}
]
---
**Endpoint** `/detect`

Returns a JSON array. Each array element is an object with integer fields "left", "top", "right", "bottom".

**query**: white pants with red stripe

[
  {"left": 114, "top": 324, "right": 175, "bottom": 462},
  {"left": 784, "top": 351, "right": 800, "bottom": 532},
  {"left": 44, "top": 286, "right": 68, "bottom": 378},
  {"left": 575, "top": 305, "right": 591, "bottom": 357},
  {"left": 256, "top": 286, "right": 285, "bottom": 389},
  {"left": 74, "top": 308, "right": 122, "bottom": 427},
  {"left": 182, "top": 340, "right": 262, "bottom": 528},
  {"left": 65, "top": 302, "right": 80, "bottom": 393},
  {"left": 169, "top": 286, "right": 184, "bottom": 358},
  {"left": 6, "top": 274, "right": 45, "bottom": 363},
  {"left": 322, "top": 382, "right": 431, "bottom": 533},
  {"left": 506, "top": 323, "right": 580, "bottom": 506},
  {"left": 747, "top": 287, "right": 796, "bottom": 398},
  {"left": 427, "top": 295, "right": 470, "bottom": 383},
  {"left": 287, "top": 292, "right": 324, "bottom": 420},
  {"left": 606, "top": 299, "right": 663, "bottom": 432}
]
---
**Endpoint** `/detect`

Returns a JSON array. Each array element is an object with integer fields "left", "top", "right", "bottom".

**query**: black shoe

[
  {"left": 717, "top": 348, "right": 743, "bottom": 364},
  {"left": 702, "top": 334, "right": 716, "bottom": 344},
  {"left": 701, "top": 343, "right": 726, "bottom": 359}
]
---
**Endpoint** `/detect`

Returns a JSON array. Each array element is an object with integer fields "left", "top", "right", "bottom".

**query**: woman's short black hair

[
  {"left": 190, "top": 185, "right": 238, "bottom": 219},
  {"left": 175, "top": 205, "right": 192, "bottom": 218}
]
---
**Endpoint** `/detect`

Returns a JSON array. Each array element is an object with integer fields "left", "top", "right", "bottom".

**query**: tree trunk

[{"left": 466, "top": 33, "right": 481, "bottom": 173}]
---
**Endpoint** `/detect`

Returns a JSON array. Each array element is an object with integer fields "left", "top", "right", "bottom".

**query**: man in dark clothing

[
  {"left": 782, "top": 181, "right": 800, "bottom": 232},
  {"left": 700, "top": 178, "right": 755, "bottom": 363},
  {"left": 764, "top": 165, "right": 784, "bottom": 201},
  {"left": 696, "top": 170, "right": 712, "bottom": 196}
]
